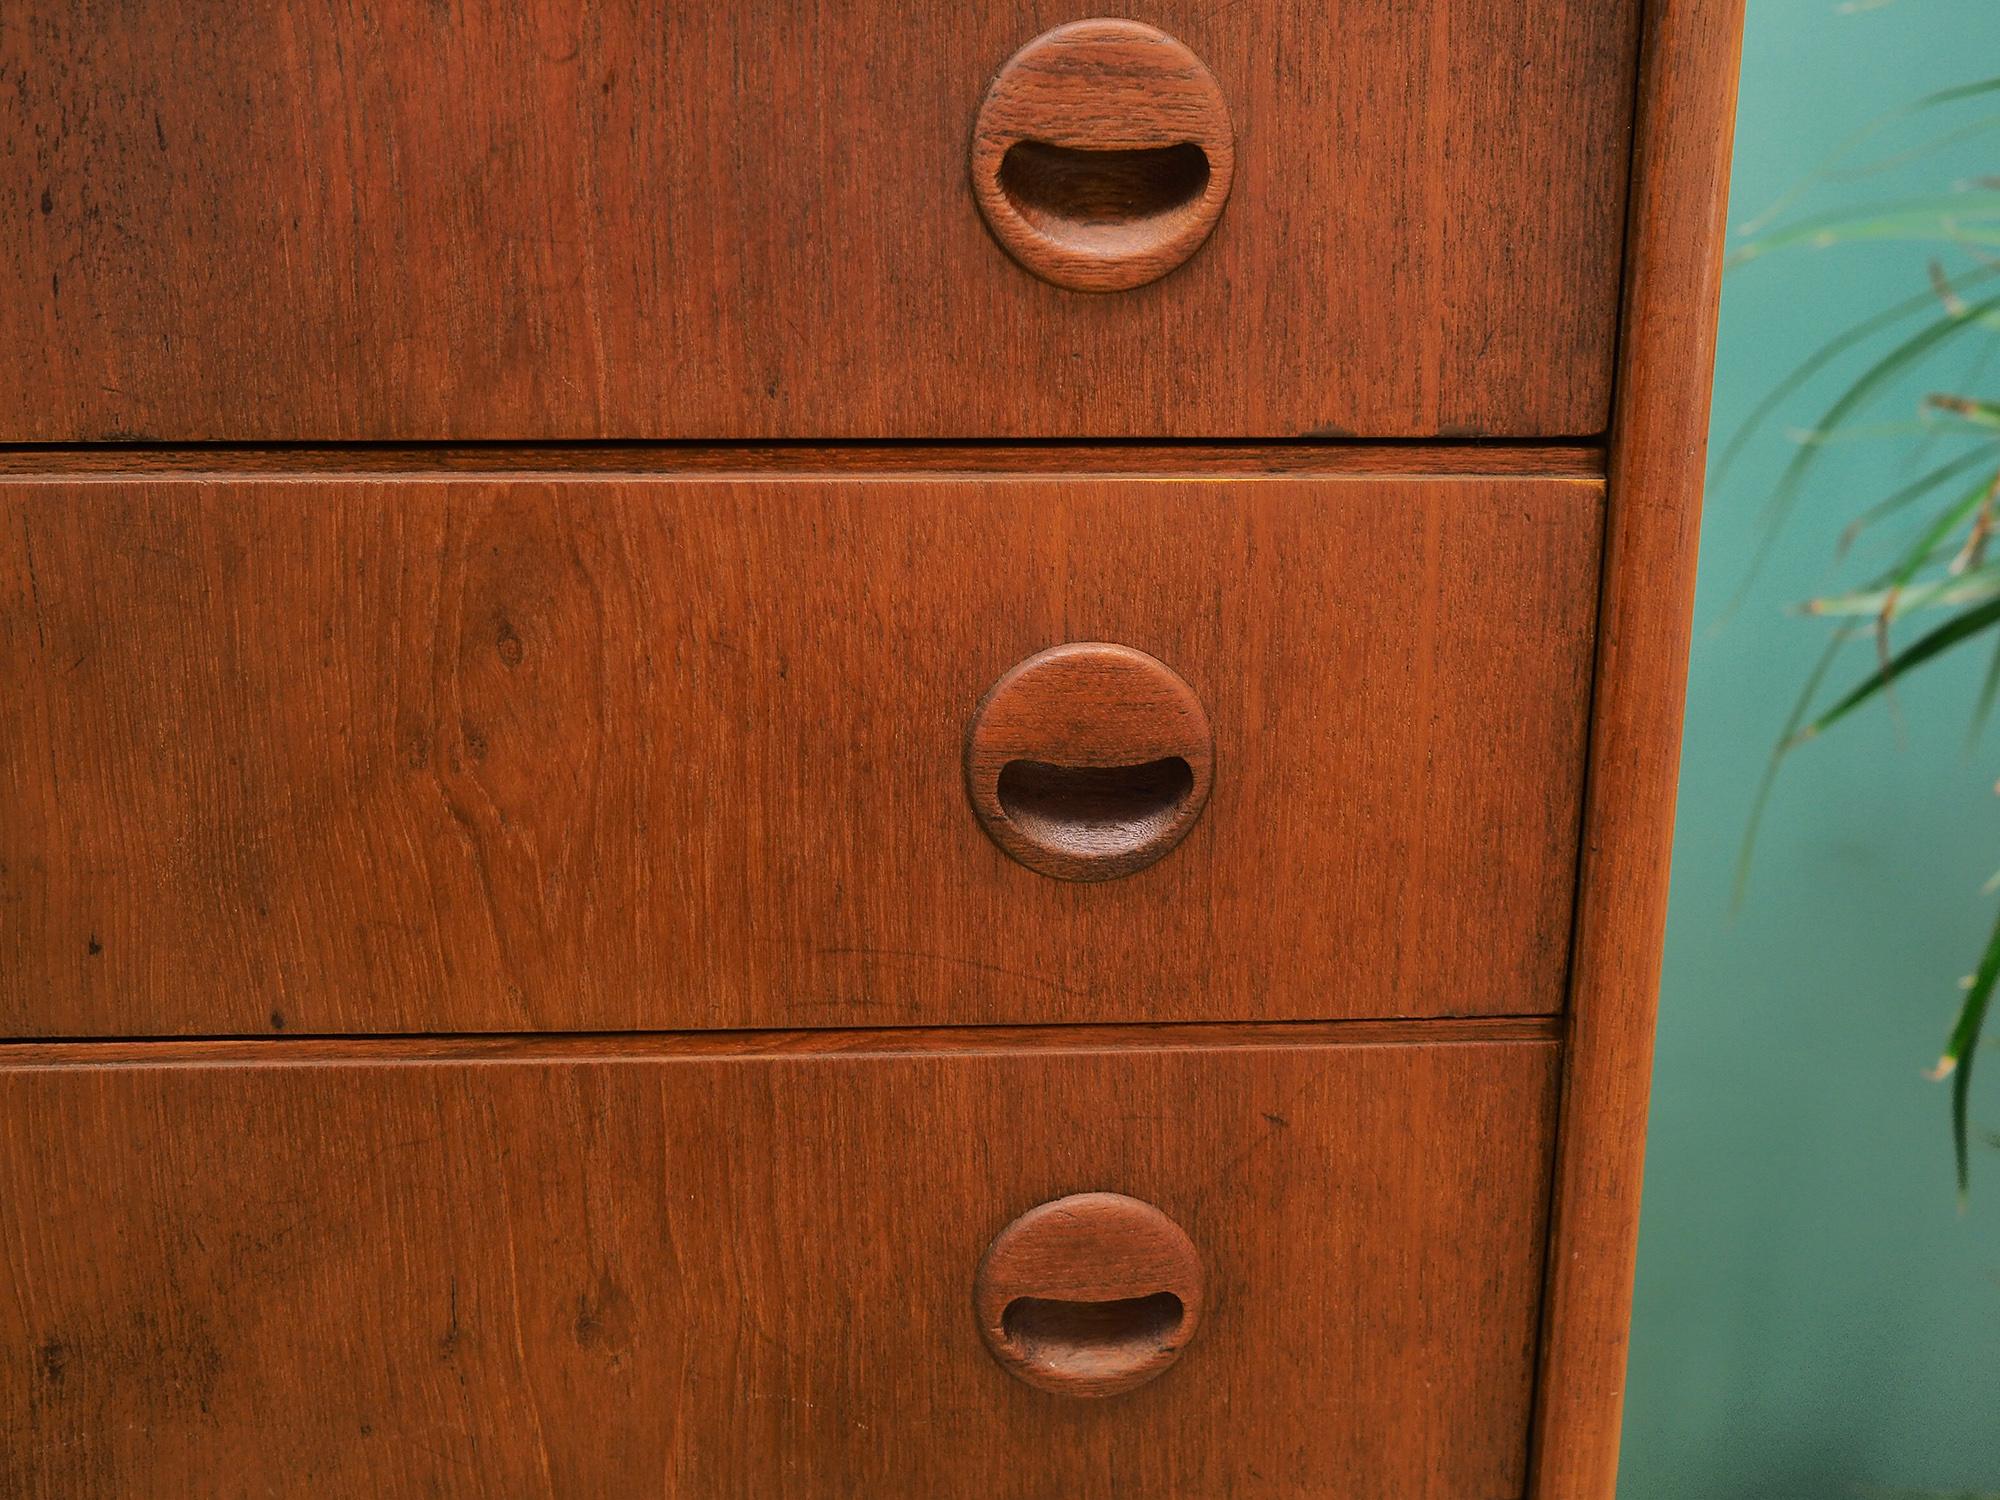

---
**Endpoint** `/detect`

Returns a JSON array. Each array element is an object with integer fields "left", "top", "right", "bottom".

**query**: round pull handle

[
  {"left": 970, "top": 19, "right": 1236, "bottom": 292},
  {"left": 975, "top": 1192, "right": 1205, "bottom": 1398},
  {"left": 965, "top": 642, "right": 1214, "bottom": 882}
]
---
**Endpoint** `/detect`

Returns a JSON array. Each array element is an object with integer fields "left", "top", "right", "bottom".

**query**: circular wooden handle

[
  {"left": 965, "top": 642, "right": 1213, "bottom": 882},
  {"left": 975, "top": 1193, "right": 1204, "bottom": 1399},
  {"left": 970, "top": 19, "right": 1236, "bottom": 292}
]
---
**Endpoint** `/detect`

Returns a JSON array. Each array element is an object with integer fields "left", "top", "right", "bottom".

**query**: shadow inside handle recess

[
  {"left": 998, "top": 140, "right": 1210, "bottom": 236},
  {"left": 1002, "top": 1292, "right": 1186, "bottom": 1370},
  {"left": 997, "top": 756, "right": 1194, "bottom": 856}
]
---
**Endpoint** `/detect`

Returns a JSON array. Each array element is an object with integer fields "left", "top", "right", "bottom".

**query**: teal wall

[{"left": 1623, "top": 1, "right": 2000, "bottom": 1494}]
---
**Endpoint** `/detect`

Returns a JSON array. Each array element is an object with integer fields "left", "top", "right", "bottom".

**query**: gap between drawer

[{"left": 0, "top": 1015, "right": 1564, "bottom": 1068}]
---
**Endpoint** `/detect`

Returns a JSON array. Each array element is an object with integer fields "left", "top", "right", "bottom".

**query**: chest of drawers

[{"left": 0, "top": 4, "right": 1743, "bottom": 1495}]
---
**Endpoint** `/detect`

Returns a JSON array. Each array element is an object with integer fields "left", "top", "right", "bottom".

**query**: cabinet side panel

[{"left": 1530, "top": 1, "right": 1746, "bottom": 1495}]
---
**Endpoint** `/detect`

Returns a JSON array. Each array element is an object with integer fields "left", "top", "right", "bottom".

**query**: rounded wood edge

[
  {"left": 1528, "top": 2, "right": 1747, "bottom": 1496},
  {"left": 0, "top": 1017, "right": 1565, "bottom": 1070},
  {"left": 974, "top": 1191, "right": 1204, "bottom": 1399},
  {"left": 0, "top": 442, "right": 1608, "bottom": 482},
  {"left": 964, "top": 642, "right": 1214, "bottom": 882},
  {"left": 969, "top": 20, "right": 1235, "bottom": 292}
]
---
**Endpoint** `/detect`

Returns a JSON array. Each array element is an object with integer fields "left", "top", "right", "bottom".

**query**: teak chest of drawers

[{"left": 0, "top": 4, "right": 1743, "bottom": 1496}]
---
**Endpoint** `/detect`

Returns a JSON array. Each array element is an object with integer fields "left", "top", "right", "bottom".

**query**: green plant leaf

[
  {"left": 1805, "top": 561, "right": 2000, "bottom": 618},
  {"left": 1819, "top": 112, "right": 2000, "bottom": 188},
  {"left": 1838, "top": 446, "right": 1999, "bottom": 556},
  {"left": 1729, "top": 69, "right": 2000, "bottom": 1198},
  {"left": 1735, "top": 628, "right": 1858, "bottom": 912},
  {"left": 1731, "top": 296, "right": 2000, "bottom": 609},
  {"left": 1794, "top": 594, "right": 2000, "bottom": 742},
  {"left": 1927, "top": 394, "right": 2000, "bottom": 430},
  {"left": 1971, "top": 632, "right": 2000, "bottom": 746},
  {"left": 1936, "top": 901, "right": 2000, "bottom": 1201},
  {"left": 1732, "top": 194, "right": 2000, "bottom": 264},
  {"left": 1754, "top": 479, "right": 1998, "bottom": 846},
  {"left": 1854, "top": 467, "right": 1996, "bottom": 602},
  {"left": 1789, "top": 417, "right": 1974, "bottom": 446},
  {"left": 1739, "top": 75, "right": 2000, "bottom": 236},
  {"left": 1907, "top": 76, "right": 2000, "bottom": 111},
  {"left": 1711, "top": 269, "right": 2000, "bottom": 491}
]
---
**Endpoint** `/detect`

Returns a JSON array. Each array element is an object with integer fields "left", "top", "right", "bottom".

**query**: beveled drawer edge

[
  {"left": 0, "top": 1015, "right": 1564, "bottom": 1070},
  {"left": 0, "top": 441, "right": 1606, "bottom": 483}
]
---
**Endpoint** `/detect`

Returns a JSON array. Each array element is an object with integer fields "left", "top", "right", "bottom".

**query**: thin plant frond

[
  {"left": 1712, "top": 264, "right": 2000, "bottom": 492},
  {"left": 1729, "top": 295, "right": 2000, "bottom": 613},
  {"left": 1734, "top": 628, "right": 1858, "bottom": 913},
  {"left": 1794, "top": 594, "right": 2000, "bottom": 743},
  {"left": 1969, "top": 631, "right": 2000, "bottom": 747},
  {"left": 1731, "top": 194, "right": 2000, "bottom": 264},
  {"left": 1806, "top": 562, "right": 2000, "bottom": 619},
  {"left": 1785, "top": 417, "right": 1968, "bottom": 447},
  {"left": 1820, "top": 113, "right": 2000, "bottom": 189},
  {"left": 1927, "top": 393, "right": 2000, "bottom": 430},
  {"left": 1736, "top": 69, "right": 2000, "bottom": 1198},
  {"left": 1739, "top": 76, "right": 2000, "bottom": 236},
  {"left": 1817, "top": 463, "right": 1992, "bottom": 642},
  {"left": 1932, "top": 258, "right": 1969, "bottom": 315},
  {"left": 1839, "top": 447, "right": 1998, "bottom": 556},
  {"left": 1811, "top": 470, "right": 2000, "bottom": 751},
  {"left": 1949, "top": 470, "right": 2000, "bottom": 574},
  {"left": 1932, "top": 900, "right": 2000, "bottom": 1201}
]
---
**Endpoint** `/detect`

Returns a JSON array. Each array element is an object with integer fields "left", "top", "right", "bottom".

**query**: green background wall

[{"left": 1623, "top": 1, "right": 2000, "bottom": 1493}]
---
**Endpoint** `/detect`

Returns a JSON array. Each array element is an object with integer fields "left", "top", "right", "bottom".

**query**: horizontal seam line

[{"left": 0, "top": 1015, "right": 1566, "bottom": 1063}]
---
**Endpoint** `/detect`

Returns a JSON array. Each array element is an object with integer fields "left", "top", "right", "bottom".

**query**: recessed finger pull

[
  {"left": 970, "top": 19, "right": 1236, "bottom": 292},
  {"left": 965, "top": 642, "right": 1213, "bottom": 882},
  {"left": 975, "top": 1192, "right": 1205, "bottom": 1398}
]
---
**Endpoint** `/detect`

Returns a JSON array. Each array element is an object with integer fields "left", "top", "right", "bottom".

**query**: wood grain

[
  {"left": 972, "top": 1191, "right": 1205, "bottom": 1398},
  {"left": 1528, "top": 1, "right": 1747, "bottom": 1495},
  {"left": 1, "top": 0, "right": 1640, "bottom": 441},
  {"left": 0, "top": 1035, "right": 1559, "bottom": 1498},
  {"left": 965, "top": 642, "right": 1214, "bottom": 882},
  {"left": 0, "top": 445, "right": 1608, "bottom": 479},
  {"left": 1, "top": 468, "right": 1601, "bottom": 1036},
  {"left": 969, "top": 19, "right": 1235, "bottom": 292},
  {"left": 0, "top": 1015, "right": 1566, "bottom": 1068}
]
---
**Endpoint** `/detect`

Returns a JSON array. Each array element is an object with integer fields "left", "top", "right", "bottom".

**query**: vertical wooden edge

[{"left": 1528, "top": 1, "right": 1746, "bottom": 1495}]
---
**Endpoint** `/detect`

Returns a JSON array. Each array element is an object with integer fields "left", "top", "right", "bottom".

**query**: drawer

[
  {"left": 0, "top": 1029, "right": 1559, "bottom": 1498},
  {"left": 2, "top": 2, "right": 1638, "bottom": 442},
  {"left": 0, "top": 453, "right": 1602, "bottom": 1037}
]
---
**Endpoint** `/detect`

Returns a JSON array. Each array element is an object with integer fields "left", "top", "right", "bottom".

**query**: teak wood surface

[
  {"left": 1528, "top": 1, "right": 1747, "bottom": 1493},
  {"left": 971, "top": 1190, "right": 1208, "bottom": 1397},
  {"left": 1, "top": 0, "right": 1640, "bottom": 441},
  {"left": 2, "top": 465, "right": 1602, "bottom": 1037},
  {"left": 967, "top": 19, "right": 1237, "bottom": 292},
  {"left": 0, "top": 1036, "right": 1558, "bottom": 1499},
  {"left": 0, "top": 445, "right": 1607, "bottom": 479},
  {"left": 0, "top": 0, "right": 1746, "bottom": 1490},
  {"left": 963, "top": 641, "right": 1217, "bottom": 882}
]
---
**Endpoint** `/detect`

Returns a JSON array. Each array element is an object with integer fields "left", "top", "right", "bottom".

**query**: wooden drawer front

[
  {"left": 2, "top": 2, "right": 1638, "bottom": 442},
  {"left": 0, "top": 1033, "right": 1558, "bottom": 1498},
  {"left": 1, "top": 463, "right": 1601, "bottom": 1037}
]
